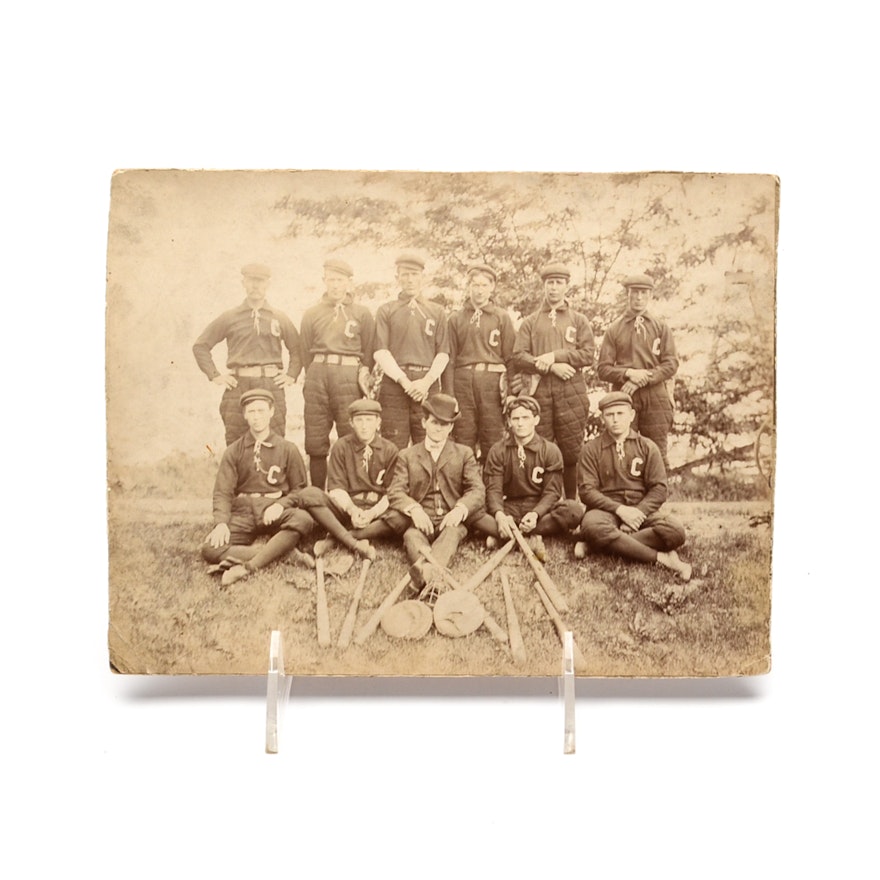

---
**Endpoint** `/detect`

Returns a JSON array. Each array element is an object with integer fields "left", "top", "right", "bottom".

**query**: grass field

[{"left": 108, "top": 495, "right": 772, "bottom": 678}]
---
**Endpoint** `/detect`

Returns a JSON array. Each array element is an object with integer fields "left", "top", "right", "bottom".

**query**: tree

[{"left": 273, "top": 172, "right": 776, "bottom": 472}]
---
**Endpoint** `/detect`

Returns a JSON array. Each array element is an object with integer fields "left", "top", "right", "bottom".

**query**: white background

[{"left": 5, "top": 3, "right": 875, "bottom": 877}]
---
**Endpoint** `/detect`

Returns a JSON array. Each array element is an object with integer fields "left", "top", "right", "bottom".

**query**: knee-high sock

[
  {"left": 350, "top": 521, "right": 397, "bottom": 541},
  {"left": 247, "top": 531, "right": 301, "bottom": 571},
  {"left": 608, "top": 533, "right": 659, "bottom": 565},
  {"left": 308, "top": 505, "right": 360, "bottom": 551},
  {"left": 563, "top": 464, "right": 578, "bottom": 500},
  {"left": 309, "top": 457, "right": 328, "bottom": 491},
  {"left": 627, "top": 528, "right": 666, "bottom": 551}
]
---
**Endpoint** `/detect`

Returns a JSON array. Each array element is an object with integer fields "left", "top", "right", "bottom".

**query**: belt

[
  {"left": 312, "top": 354, "right": 361, "bottom": 366},
  {"left": 400, "top": 364, "right": 431, "bottom": 373},
  {"left": 460, "top": 363, "right": 506, "bottom": 373},
  {"left": 238, "top": 491, "right": 283, "bottom": 499},
  {"left": 233, "top": 365, "right": 281, "bottom": 378}
]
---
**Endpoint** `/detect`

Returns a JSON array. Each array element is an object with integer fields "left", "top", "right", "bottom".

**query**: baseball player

[
  {"left": 373, "top": 253, "right": 450, "bottom": 449},
  {"left": 385, "top": 394, "right": 486, "bottom": 593},
  {"left": 200, "top": 388, "right": 317, "bottom": 587},
  {"left": 444, "top": 262, "right": 515, "bottom": 460},
  {"left": 324, "top": 398, "right": 400, "bottom": 543},
  {"left": 597, "top": 273, "right": 679, "bottom": 470},
  {"left": 299, "top": 258, "right": 375, "bottom": 489},
  {"left": 469, "top": 395, "right": 585, "bottom": 560},
  {"left": 193, "top": 263, "right": 302, "bottom": 446},
  {"left": 202, "top": 389, "right": 376, "bottom": 588},
  {"left": 511, "top": 262, "right": 595, "bottom": 499},
  {"left": 576, "top": 391, "right": 691, "bottom": 581}
]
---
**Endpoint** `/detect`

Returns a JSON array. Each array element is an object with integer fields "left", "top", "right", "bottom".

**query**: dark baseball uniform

[
  {"left": 577, "top": 428, "right": 684, "bottom": 554},
  {"left": 470, "top": 432, "right": 585, "bottom": 539},
  {"left": 201, "top": 430, "right": 314, "bottom": 564},
  {"left": 326, "top": 431, "right": 399, "bottom": 525},
  {"left": 511, "top": 301, "right": 595, "bottom": 464},
  {"left": 597, "top": 310, "right": 678, "bottom": 468},
  {"left": 445, "top": 301, "right": 515, "bottom": 457},
  {"left": 300, "top": 295, "right": 375, "bottom": 457},
  {"left": 193, "top": 300, "right": 303, "bottom": 445},
  {"left": 375, "top": 294, "right": 449, "bottom": 448}
]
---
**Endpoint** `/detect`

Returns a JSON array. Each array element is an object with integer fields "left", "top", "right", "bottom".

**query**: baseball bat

[
  {"left": 315, "top": 557, "right": 331, "bottom": 648},
  {"left": 337, "top": 559, "right": 372, "bottom": 649},
  {"left": 417, "top": 545, "right": 463, "bottom": 588},
  {"left": 500, "top": 570, "right": 527, "bottom": 666},
  {"left": 353, "top": 570, "right": 412, "bottom": 645},
  {"left": 510, "top": 524, "right": 569, "bottom": 613},
  {"left": 459, "top": 538, "right": 516, "bottom": 592},
  {"left": 529, "top": 579, "right": 587, "bottom": 672}
]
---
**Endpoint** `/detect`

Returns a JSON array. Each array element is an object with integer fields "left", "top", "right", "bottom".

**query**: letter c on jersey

[
  {"left": 565, "top": 326, "right": 576, "bottom": 343},
  {"left": 489, "top": 329, "right": 500, "bottom": 347},
  {"left": 652, "top": 338, "right": 661, "bottom": 356},
  {"left": 425, "top": 318, "right": 435, "bottom": 337},
  {"left": 376, "top": 468, "right": 386, "bottom": 485},
  {"left": 267, "top": 465, "right": 281, "bottom": 485},
  {"left": 630, "top": 458, "right": 644, "bottom": 477},
  {"left": 531, "top": 466, "right": 545, "bottom": 484},
  {"left": 345, "top": 320, "right": 358, "bottom": 339}
]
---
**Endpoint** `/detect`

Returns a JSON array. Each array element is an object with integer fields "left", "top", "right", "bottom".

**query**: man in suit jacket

[{"left": 386, "top": 393, "right": 486, "bottom": 593}]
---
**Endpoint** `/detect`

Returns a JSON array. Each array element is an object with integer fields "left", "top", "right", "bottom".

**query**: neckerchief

[
  {"left": 401, "top": 293, "right": 429, "bottom": 322},
  {"left": 253, "top": 436, "right": 272, "bottom": 474}
]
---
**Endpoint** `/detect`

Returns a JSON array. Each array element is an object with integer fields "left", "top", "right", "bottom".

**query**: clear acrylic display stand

[
  {"left": 265, "top": 630, "right": 291, "bottom": 754},
  {"left": 561, "top": 631, "right": 576, "bottom": 754},
  {"left": 265, "top": 628, "right": 578, "bottom": 755}
]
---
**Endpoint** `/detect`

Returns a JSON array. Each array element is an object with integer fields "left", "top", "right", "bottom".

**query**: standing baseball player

[
  {"left": 373, "top": 253, "right": 450, "bottom": 449},
  {"left": 575, "top": 391, "right": 691, "bottom": 580},
  {"left": 511, "top": 262, "right": 595, "bottom": 499},
  {"left": 445, "top": 262, "right": 515, "bottom": 461},
  {"left": 299, "top": 258, "right": 375, "bottom": 489},
  {"left": 597, "top": 273, "right": 679, "bottom": 470},
  {"left": 324, "top": 398, "right": 400, "bottom": 543},
  {"left": 193, "top": 263, "right": 302, "bottom": 446},
  {"left": 469, "top": 395, "right": 585, "bottom": 560},
  {"left": 385, "top": 394, "right": 486, "bottom": 591}
]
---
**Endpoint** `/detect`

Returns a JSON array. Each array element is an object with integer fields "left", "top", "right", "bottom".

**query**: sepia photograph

[{"left": 107, "top": 169, "right": 776, "bottom": 677}]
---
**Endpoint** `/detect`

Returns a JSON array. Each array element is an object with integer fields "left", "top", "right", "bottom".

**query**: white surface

[{"left": 5, "top": 4, "right": 874, "bottom": 877}]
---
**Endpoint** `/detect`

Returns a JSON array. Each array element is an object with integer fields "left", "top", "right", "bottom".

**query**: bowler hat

[
  {"left": 598, "top": 391, "right": 634, "bottom": 411},
  {"left": 239, "top": 388, "right": 275, "bottom": 409},
  {"left": 421, "top": 393, "right": 461, "bottom": 423}
]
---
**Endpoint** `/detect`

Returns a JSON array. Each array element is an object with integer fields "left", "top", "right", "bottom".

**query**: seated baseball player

[
  {"left": 201, "top": 389, "right": 373, "bottom": 588},
  {"left": 469, "top": 395, "right": 584, "bottom": 560},
  {"left": 576, "top": 391, "right": 692, "bottom": 581},
  {"left": 385, "top": 393, "right": 486, "bottom": 594},
  {"left": 321, "top": 398, "right": 400, "bottom": 548}
]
